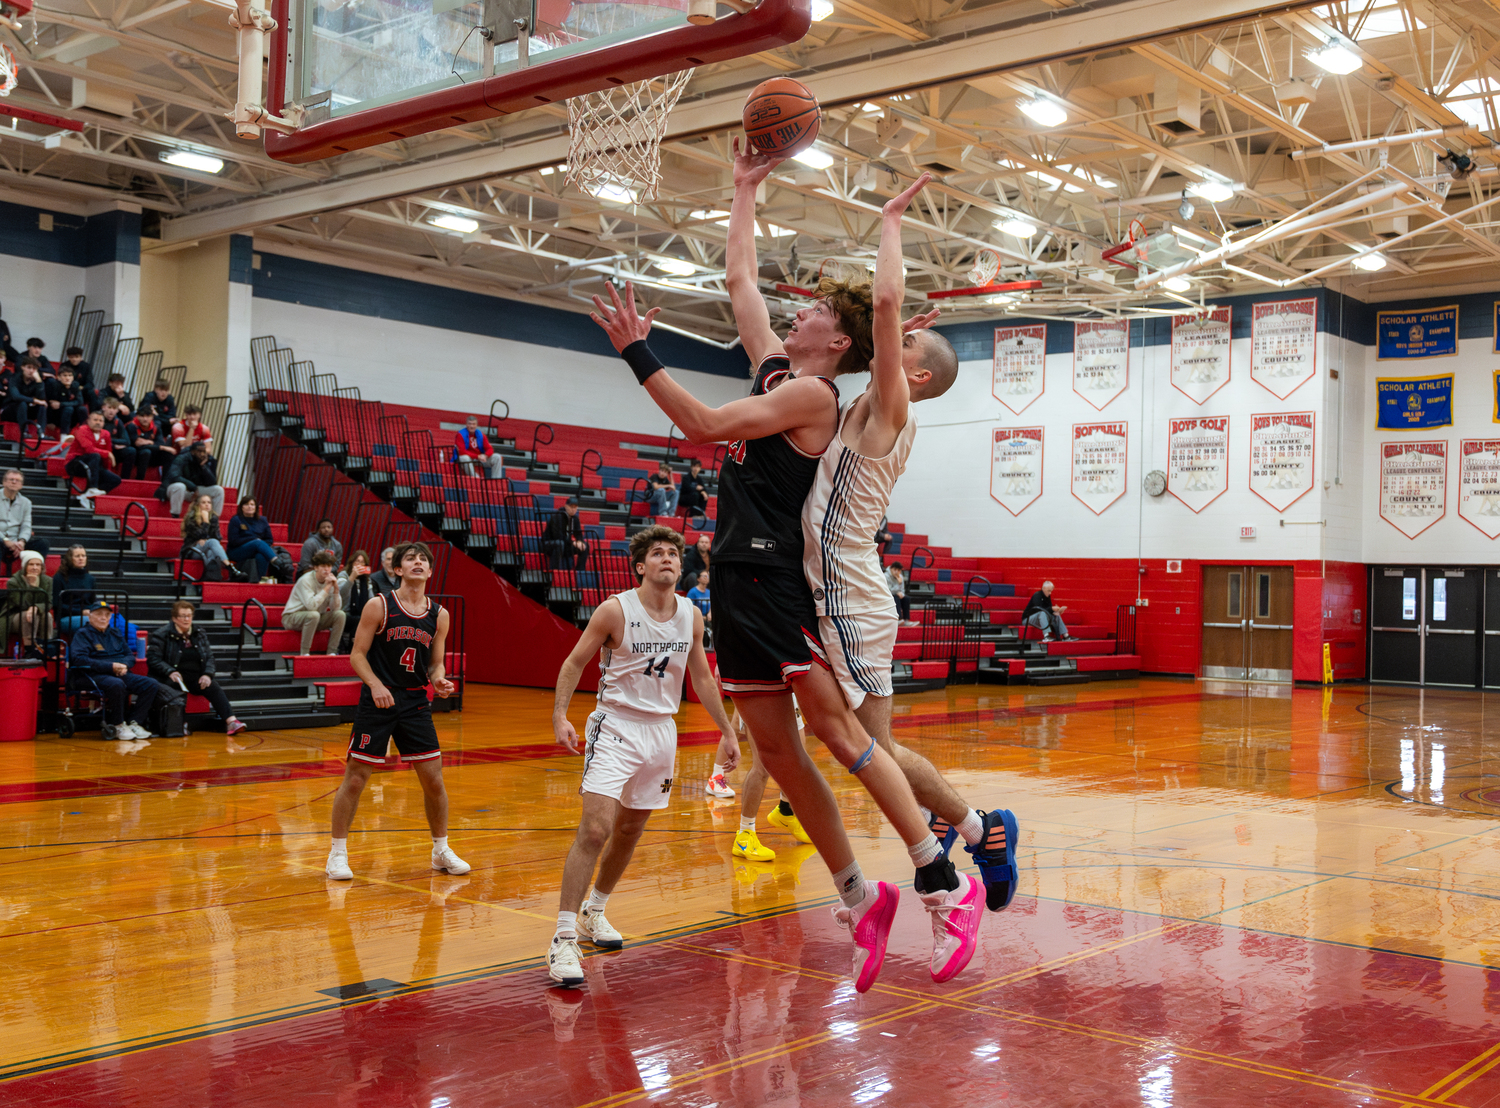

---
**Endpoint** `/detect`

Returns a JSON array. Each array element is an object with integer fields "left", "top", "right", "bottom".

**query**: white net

[
  {"left": 966, "top": 248, "right": 1000, "bottom": 286},
  {"left": 565, "top": 69, "right": 694, "bottom": 202},
  {"left": 0, "top": 45, "right": 16, "bottom": 98}
]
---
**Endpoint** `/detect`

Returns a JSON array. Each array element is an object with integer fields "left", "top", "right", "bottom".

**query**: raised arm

[
  {"left": 868, "top": 173, "right": 931, "bottom": 434},
  {"left": 552, "top": 597, "right": 624, "bottom": 753},
  {"left": 725, "top": 137, "right": 788, "bottom": 366}
]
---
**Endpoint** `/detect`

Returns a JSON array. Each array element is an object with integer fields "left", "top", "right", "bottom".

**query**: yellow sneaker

[
  {"left": 733, "top": 828, "right": 776, "bottom": 862},
  {"left": 767, "top": 806, "right": 812, "bottom": 844}
]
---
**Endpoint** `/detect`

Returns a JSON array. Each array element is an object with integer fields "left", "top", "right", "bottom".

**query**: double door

[
  {"left": 1370, "top": 567, "right": 1479, "bottom": 686},
  {"left": 1201, "top": 565, "right": 1294, "bottom": 681}
]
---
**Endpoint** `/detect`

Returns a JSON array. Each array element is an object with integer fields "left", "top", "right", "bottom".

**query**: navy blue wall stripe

[
  {"left": 229, "top": 234, "right": 255, "bottom": 286},
  {"left": 0, "top": 201, "right": 140, "bottom": 266}
]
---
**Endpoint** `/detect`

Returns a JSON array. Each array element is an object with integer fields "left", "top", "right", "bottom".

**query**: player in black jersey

[{"left": 326, "top": 541, "right": 468, "bottom": 881}]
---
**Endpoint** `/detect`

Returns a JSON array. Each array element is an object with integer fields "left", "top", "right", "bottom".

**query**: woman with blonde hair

[
  {"left": 181, "top": 493, "right": 239, "bottom": 582},
  {"left": 6, "top": 550, "right": 52, "bottom": 657}
]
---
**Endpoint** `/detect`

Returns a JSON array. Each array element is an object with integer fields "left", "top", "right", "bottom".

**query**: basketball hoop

[
  {"left": 565, "top": 69, "right": 694, "bottom": 202},
  {"left": 965, "top": 248, "right": 1000, "bottom": 287},
  {"left": 0, "top": 45, "right": 18, "bottom": 98}
]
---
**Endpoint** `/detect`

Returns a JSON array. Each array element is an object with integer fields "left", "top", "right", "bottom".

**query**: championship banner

[
  {"left": 1494, "top": 303, "right": 1500, "bottom": 355},
  {"left": 1072, "top": 320, "right": 1129, "bottom": 410},
  {"left": 989, "top": 427, "right": 1044, "bottom": 515},
  {"left": 1376, "top": 305, "right": 1458, "bottom": 360},
  {"left": 1379, "top": 441, "right": 1447, "bottom": 539},
  {"left": 1171, "top": 308, "right": 1232, "bottom": 405},
  {"left": 1248, "top": 411, "right": 1315, "bottom": 512},
  {"left": 992, "top": 325, "right": 1046, "bottom": 414},
  {"left": 1250, "top": 298, "right": 1317, "bottom": 399},
  {"left": 1071, "top": 422, "right": 1127, "bottom": 515},
  {"left": 1459, "top": 440, "right": 1500, "bottom": 538},
  {"left": 1376, "top": 374, "right": 1452, "bottom": 430},
  {"left": 1168, "top": 416, "right": 1229, "bottom": 513}
]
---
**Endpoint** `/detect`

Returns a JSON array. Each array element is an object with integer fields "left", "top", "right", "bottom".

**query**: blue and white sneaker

[
  {"left": 927, "top": 810, "right": 958, "bottom": 857},
  {"left": 964, "top": 808, "right": 1019, "bottom": 911}
]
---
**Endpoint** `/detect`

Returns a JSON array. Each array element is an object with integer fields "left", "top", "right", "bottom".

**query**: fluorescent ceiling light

[
  {"left": 1162, "top": 276, "right": 1192, "bottom": 292},
  {"left": 429, "top": 213, "right": 479, "bottom": 233},
  {"left": 1351, "top": 252, "right": 1387, "bottom": 271},
  {"left": 1017, "top": 97, "right": 1067, "bottom": 127},
  {"left": 655, "top": 257, "right": 696, "bottom": 276},
  {"left": 792, "top": 146, "right": 835, "bottom": 170},
  {"left": 1308, "top": 43, "right": 1361, "bottom": 75},
  {"left": 539, "top": 163, "right": 568, "bottom": 175},
  {"left": 1188, "top": 180, "right": 1234, "bottom": 203},
  {"left": 810, "top": 0, "right": 834, "bottom": 19},
  {"left": 996, "top": 217, "right": 1037, "bottom": 237},
  {"left": 160, "top": 150, "right": 223, "bottom": 174},
  {"left": 985, "top": 294, "right": 1016, "bottom": 306}
]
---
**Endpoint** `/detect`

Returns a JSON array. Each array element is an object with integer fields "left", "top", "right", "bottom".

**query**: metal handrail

[
  {"left": 626, "top": 476, "right": 649, "bottom": 513},
  {"left": 530, "top": 422, "right": 555, "bottom": 457},
  {"left": 114, "top": 501, "right": 149, "bottom": 578},
  {"left": 488, "top": 399, "right": 510, "bottom": 432},
  {"left": 708, "top": 444, "right": 727, "bottom": 478},
  {"left": 59, "top": 472, "right": 90, "bottom": 533},
  {"left": 232, "top": 597, "right": 269, "bottom": 679},
  {"left": 579, "top": 448, "right": 603, "bottom": 481},
  {"left": 666, "top": 424, "right": 682, "bottom": 460},
  {"left": 963, "top": 574, "right": 993, "bottom": 601},
  {"left": 908, "top": 545, "right": 934, "bottom": 570}
]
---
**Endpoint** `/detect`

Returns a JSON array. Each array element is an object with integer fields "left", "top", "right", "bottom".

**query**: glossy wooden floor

[{"left": 4, "top": 678, "right": 1500, "bottom": 1106}]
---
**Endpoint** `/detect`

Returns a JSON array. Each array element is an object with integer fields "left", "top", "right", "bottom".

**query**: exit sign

[{"left": 1240, "top": 526, "right": 1257, "bottom": 539}]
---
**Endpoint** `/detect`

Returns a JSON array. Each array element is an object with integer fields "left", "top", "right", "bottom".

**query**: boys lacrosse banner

[{"left": 1250, "top": 298, "right": 1317, "bottom": 399}]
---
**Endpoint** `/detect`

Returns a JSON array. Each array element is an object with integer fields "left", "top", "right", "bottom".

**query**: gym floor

[{"left": 1, "top": 679, "right": 1497, "bottom": 1106}]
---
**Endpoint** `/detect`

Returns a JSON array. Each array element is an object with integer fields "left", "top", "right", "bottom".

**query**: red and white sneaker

[
  {"left": 921, "top": 873, "right": 983, "bottom": 982},
  {"left": 706, "top": 773, "right": 734, "bottom": 798},
  {"left": 226, "top": 719, "right": 248, "bottom": 737},
  {"left": 831, "top": 880, "right": 899, "bottom": 993}
]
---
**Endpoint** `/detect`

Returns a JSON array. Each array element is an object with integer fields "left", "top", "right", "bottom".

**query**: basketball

[{"left": 742, "top": 77, "right": 821, "bottom": 158}]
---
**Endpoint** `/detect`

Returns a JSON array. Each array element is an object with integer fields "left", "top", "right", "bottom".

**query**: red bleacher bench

[{"left": 909, "top": 661, "right": 948, "bottom": 680}]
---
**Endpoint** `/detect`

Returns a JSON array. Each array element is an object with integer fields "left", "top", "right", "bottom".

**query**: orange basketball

[{"left": 743, "top": 77, "right": 821, "bottom": 158}]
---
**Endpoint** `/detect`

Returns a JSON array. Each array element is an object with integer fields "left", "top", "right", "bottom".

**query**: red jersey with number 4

[{"left": 369, "top": 592, "right": 442, "bottom": 690}]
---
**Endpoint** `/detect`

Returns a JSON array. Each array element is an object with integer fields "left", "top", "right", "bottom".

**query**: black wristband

[{"left": 622, "top": 340, "right": 664, "bottom": 386}]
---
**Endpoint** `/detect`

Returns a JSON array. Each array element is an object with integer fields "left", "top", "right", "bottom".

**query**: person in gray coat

[{"left": 298, "top": 519, "right": 344, "bottom": 575}]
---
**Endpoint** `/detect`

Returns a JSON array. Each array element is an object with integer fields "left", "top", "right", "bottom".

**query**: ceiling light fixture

[
  {"left": 429, "top": 213, "right": 479, "bottom": 233},
  {"left": 1188, "top": 180, "right": 1234, "bottom": 203},
  {"left": 1351, "top": 251, "right": 1387, "bottom": 271},
  {"left": 792, "top": 146, "right": 835, "bottom": 170},
  {"left": 1017, "top": 97, "right": 1067, "bottom": 127},
  {"left": 996, "top": 217, "right": 1038, "bottom": 238},
  {"left": 1162, "top": 276, "right": 1192, "bottom": 292},
  {"left": 655, "top": 257, "right": 696, "bottom": 276},
  {"left": 1308, "top": 42, "right": 1361, "bottom": 75},
  {"left": 810, "top": 0, "right": 834, "bottom": 20},
  {"left": 160, "top": 150, "right": 223, "bottom": 174},
  {"left": 590, "top": 182, "right": 636, "bottom": 204}
]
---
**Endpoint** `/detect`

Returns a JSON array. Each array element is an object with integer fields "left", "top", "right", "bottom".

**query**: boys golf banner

[
  {"left": 1376, "top": 374, "right": 1453, "bottom": 430},
  {"left": 1376, "top": 305, "right": 1458, "bottom": 360}
]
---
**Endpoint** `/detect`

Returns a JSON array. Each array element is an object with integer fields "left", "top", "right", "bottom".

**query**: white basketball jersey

[
  {"left": 803, "top": 398, "right": 917, "bottom": 617},
  {"left": 596, "top": 589, "right": 696, "bottom": 721}
]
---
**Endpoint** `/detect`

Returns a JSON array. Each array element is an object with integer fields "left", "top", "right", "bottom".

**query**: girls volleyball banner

[
  {"left": 989, "top": 426, "right": 1044, "bottom": 515},
  {"left": 991, "top": 324, "right": 1046, "bottom": 414},
  {"left": 1072, "top": 320, "right": 1129, "bottom": 410},
  {"left": 1071, "top": 422, "right": 1128, "bottom": 515},
  {"left": 1379, "top": 441, "right": 1447, "bottom": 538},
  {"left": 1248, "top": 411, "right": 1315, "bottom": 512},
  {"left": 1459, "top": 440, "right": 1500, "bottom": 538},
  {"left": 1168, "top": 416, "right": 1229, "bottom": 513},
  {"left": 1171, "top": 308, "right": 1232, "bottom": 405},
  {"left": 1250, "top": 298, "right": 1317, "bottom": 399}
]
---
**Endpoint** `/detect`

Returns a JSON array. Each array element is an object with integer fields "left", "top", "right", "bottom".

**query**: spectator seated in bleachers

[
  {"left": 647, "top": 460, "right": 678, "bottom": 517},
  {"left": 170, "top": 405, "right": 213, "bottom": 453},
  {"left": 181, "top": 493, "right": 242, "bottom": 582},
  {"left": 23, "top": 338, "right": 50, "bottom": 376},
  {"left": 687, "top": 568, "right": 712, "bottom": 648},
  {"left": 369, "top": 546, "right": 397, "bottom": 595},
  {"left": 161, "top": 440, "right": 224, "bottom": 516},
  {"left": 0, "top": 305, "right": 15, "bottom": 362},
  {"left": 99, "top": 372, "right": 133, "bottom": 419},
  {"left": 680, "top": 532, "right": 711, "bottom": 591},
  {"left": 282, "top": 551, "right": 347, "bottom": 655},
  {"left": 298, "top": 518, "right": 343, "bottom": 576},
  {"left": 543, "top": 495, "right": 588, "bottom": 570},
  {"left": 62, "top": 347, "right": 97, "bottom": 410},
  {"left": 45, "top": 364, "right": 88, "bottom": 436},
  {"left": 5, "top": 549, "right": 52, "bottom": 659},
  {"left": 452, "top": 415, "right": 503, "bottom": 479},
  {"left": 887, "top": 561, "right": 912, "bottom": 625},
  {"left": 226, "top": 497, "right": 281, "bottom": 581},
  {"left": 678, "top": 458, "right": 709, "bottom": 517},
  {"left": 69, "top": 600, "right": 158, "bottom": 741},
  {"left": 7, "top": 359, "right": 46, "bottom": 433},
  {"left": 1021, "top": 580, "right": 1073, "bottom": 642},
  {"left": 53, "top": 544, "right": 97, "bottom": 634},
  {"left": 128, "top": 408, "right": 170, "bottom": 481},
  {"left": 147, "top": 600, "right": 246, "bottom": 737},
  {"left": 147, "top": 380, "right": 177, "bottom": 434},
  {"left": 338, "top": 549, "right": 373, "bottom": 653},
  {"left": 65, "top": 409, "right": 122, "bottom": 505},
  {"left": 0, "top": 467, "right": 48, "bottom": 571},
  {"left": 99, "top": 398, "right": 135, "bottom": 479}
]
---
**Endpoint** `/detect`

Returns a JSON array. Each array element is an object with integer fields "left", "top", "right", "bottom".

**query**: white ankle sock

[
  {"left": 956, "top": 810, "right": 984, "bottom": 846},
  {"left": 329, "top": 837, "right": 347, "bottom": 855},
  {"left": 555, "top": 911, "right": 577, "bottom": 938},
  {"left": 432, "top": 836, "right": 448, "bottom": 852},
  {"left": 908, "top": 833, "right": 943, "bottom": 868},
  {"left": 739, "top": 816, "right": 757, "bottom": 832},
  {"left": 712, "top": 763, "right": 726, "bottom": 778},
  {"left": 832, "top": 860, "right": 867, "bottom": 908},
  {"left": 587, "top": 888, "right": 609, "bottom": 912}
]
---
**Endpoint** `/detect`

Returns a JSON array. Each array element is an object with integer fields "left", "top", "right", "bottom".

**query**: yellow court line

[{"left": 1406, "top": 1038, "right": 1500, "bottom": 1105}]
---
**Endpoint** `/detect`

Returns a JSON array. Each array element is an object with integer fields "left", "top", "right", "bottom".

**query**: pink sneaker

[
  {"left": 831, "top": 880, "right": 899, "bottom": 992},
  {"left": 921, "top": 873, "right": 983, "bottom": 982},
  {"left": 226, "top": 719, "right": 248, "bottom": 737}
]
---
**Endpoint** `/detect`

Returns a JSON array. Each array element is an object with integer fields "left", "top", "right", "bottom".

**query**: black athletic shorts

[
  {"left": 347, "top": 686, "right": 441, "bottom": 764},
  {"left": 712, "top": 561, "right": 829, "bottom": 696}
]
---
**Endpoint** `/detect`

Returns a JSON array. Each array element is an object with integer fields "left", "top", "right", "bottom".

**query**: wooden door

[
  {"left": 1201, "top": 566, "right": 1247, "bottom": 679},
  {"left": 1248, "top": 566, "right": 1294, "bottom": 681}
]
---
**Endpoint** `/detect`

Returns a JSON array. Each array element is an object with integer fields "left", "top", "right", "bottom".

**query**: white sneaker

[
  {"left": 706, "top": 773, "right": 734, "bottom": 798},
  {"left": 547, "top": 935, "right": 586, "bottom": 987},
  {"left": 431, "top": 844, "right": 471, "bottom": 874},
  {"left": 326, "top": 851, "right": 354, "bottom": 880},
  {"left": 578, "top": 904, "right": 623, "bottom": 949},
  {"left": 85, "top": 486, "right": 105, "bottom": 497},
  {"left": 124, "top": 721, "right": 152, "bottom": 740},
  {"left": 75, "top": 495, "right": 92, "bottom": 510}
]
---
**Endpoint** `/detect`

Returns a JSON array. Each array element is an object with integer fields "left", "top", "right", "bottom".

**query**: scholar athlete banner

[
  {"left": 1168, "top": 416, "right": 1229, "bottom": 513},
  {"left": 1071, "top": 422, "right": 1127, "bottom": 515},
  {"left": 1459, "top": 440, "right": 1500, "bottom": 538},
  {"left": 1171, "top": 309, "right": 1232, "bottom": 404},
  {"left": 1072, "top": 320, "right": 1129, "bottom": 410},
  {"left": 1376, "top": 305, "right": 1458, "bottom": 360},
  {"left": 1379, "top": 441, "right": 1447, "bottom": 539},
  {"left": 989, "top": 427, "right": 1044, "bottom": 515},
  {"left": 1250, "top": 298, "right": 1317, "bottom": 399},
  {"left": 992, "top": 325, "right": 1046, "bottom": 414},
  {"left": 1376, "top": 374, "right": 1452, "bottom": 430},
  {"left": 1248, "top": 411, "right": 1315, "bottom": 512}
]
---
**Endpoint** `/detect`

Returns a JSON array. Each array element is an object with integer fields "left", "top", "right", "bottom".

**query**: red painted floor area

[{"left": 11, "top": 894, "right": 1495, "bottom": 1107}]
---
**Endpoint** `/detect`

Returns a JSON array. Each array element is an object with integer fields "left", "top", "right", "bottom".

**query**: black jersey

[
  {"left": 368, "top": 592, "right": 443, "bottom": 690},
  {"left": 712, "top": 355, "right": 840, "bottom": 569}
]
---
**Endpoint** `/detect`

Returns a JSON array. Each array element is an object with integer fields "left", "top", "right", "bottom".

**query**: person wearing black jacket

[
  {"left": 1020, "top": 580, "right": 1072, "bottom": 642},
  {"left": 146, "top": 380, "right": 177, "bottom": 435},
  {"left": 160, "top": 441, "right": 224, "bottom": 515},
  {"left": 0, "top": 306, "right": 16, "bottom": 363},
  {"left": 147, "top": 600, "right": 246, "bottom": 736},
  {"left": 226, "top": 498, "right": 280, "bottom": 580},
  {"left": 679, "top": 532, "right": 711, "bottom": 591},
  {"left": 99, "top": 372, "right": 133, "bottom": 418},
  {"left": 61, "top": 348, "right": 98, "bottom": 410},
  {"left": 69, "top": 600, "right": 157, "bottom": 740},
  {"left": 22, "top": 339, "right": 50, "bottom": 375},
  {"left": 129, "top": 409, "right": 171, "bottom": 479},
  {"left": 678, "top": 459, "right": 709, "bottom": 517},
  {"left": 53, "top": 543, "right": 97, "bottom": 633},
  {"left": 99, "top": 399, "right": 134, "bottom": 477},
  {"left": 8, "top": 359, "right": 46, "bottom": 432},
  {"left": 46, "top": 365, "right": 89, "bottom": 435},
  {"left": 543, "top": 496, "right": 588, "bottom": 569}
]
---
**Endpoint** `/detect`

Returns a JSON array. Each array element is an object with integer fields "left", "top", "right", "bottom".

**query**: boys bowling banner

[
  {"left": 1376, "top": 305, "right": 1458, "bottom": 360},
  {"left": 1376, "top": 374, "right": 1452, "bottom": 430},
  {"left": 1459, "top": 440, "right": 1500, "bottom": 538},
  {"left": 1248, "top": 411, "right": 1315, "bottom": 512},
  {"left": 1379, "top": 441, "right": 1447, "bottom": 538},
  {"left": 990, "top": 427, "right": 1044, "bottom": 515},
  {"left": 1171, "top": 308, "right": 1232, "bottom": 404},
  {"left": 992, "top": 325, "right": 1046, "bottom": 414},
  {"left": 1168, "top": 416, "right": 1229, "bottom": 513},
  {"left": 1072, "top": 319, "right": 1129, "bottom": 410},
  {"left": 1071, "top": 422, "right": 1128, "bottom": 515},
  {"left": 1250, "top": 298, "right": 1317, "bottom": 399}
]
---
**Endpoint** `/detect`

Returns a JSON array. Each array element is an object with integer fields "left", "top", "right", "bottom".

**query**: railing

[
  {"left": 626, "top": 476, "right": 648, "bottom": 514},
  {"left": 530, "top": 422, "right": 555, "bottom": 458},
  {"left": 58, "top": 472, "right": 90, "bottom": 533},
  {"left": 232, "top": 597, "right": 270, "bottom": 680},
  {"left": 709, "top": 444, "right": 727, "bottom": 478},
  {"left": 1115, "top": 604, "right": 1137, "bottom": 655},
  {"left": 131, "top": 349, "right": 164, "bottom": 401},
  {"left": 488, "top": 399, "right": 510, "bottom": 436},
  {"left": 908, "top": 545, "right": 934, "bottom": 570},
  {"left": 962, "top": 574, "right": 992, "bottom": 602},
  {"left": 114, "top": 501, "right": 149, "bottom": 578},
  {"left": 579, "top": 448, "right": 602, "bottom": 482},
  {"left": 666, "top": 424, "right": 682, "bottom": 461}
]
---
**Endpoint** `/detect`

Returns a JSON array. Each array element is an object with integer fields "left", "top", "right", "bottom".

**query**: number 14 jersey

[{"left": 597, "top": 589, "right": 695, "bottom": 722}]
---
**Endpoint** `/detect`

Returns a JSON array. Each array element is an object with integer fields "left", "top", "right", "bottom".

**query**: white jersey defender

[
  {"left": 801, "top": 400, "right": 918, "bottom": 708},
  {"left": 582, "top": 589, "right": 696, "bottom": 810}
]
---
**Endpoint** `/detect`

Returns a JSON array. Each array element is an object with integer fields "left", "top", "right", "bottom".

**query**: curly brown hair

[
  {"left": 628, "top": 524, "right": 685, "bottom": 580},
  {"left": 813, "top": 276, "right": 876, "bottom": 377}
]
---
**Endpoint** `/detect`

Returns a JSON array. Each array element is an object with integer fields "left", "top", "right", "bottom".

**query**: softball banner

[{"left": 1071, "top": 422, "right": 1128, "bottom": 515}]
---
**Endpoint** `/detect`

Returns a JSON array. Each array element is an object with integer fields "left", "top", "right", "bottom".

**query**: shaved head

[{"left": 910, "top": 330, "right": 959, "bottom": 401}]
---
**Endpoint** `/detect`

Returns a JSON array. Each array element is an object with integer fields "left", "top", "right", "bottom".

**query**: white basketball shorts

[
  {"left": 579, "top": 710, "right": 679, "bottom": 810},
  {"left": 818, "top": 609, "right": 897, "bottom": 710}
]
